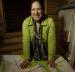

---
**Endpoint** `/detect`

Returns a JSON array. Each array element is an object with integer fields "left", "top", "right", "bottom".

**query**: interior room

[{"left": 0, "top": 0, "right": 75, "bottom": 72}]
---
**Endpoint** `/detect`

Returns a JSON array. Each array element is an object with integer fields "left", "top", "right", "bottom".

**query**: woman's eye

[
  {"left": 37, "top": 8, "right": 41, "bottom": 10},
  {"left": 32, "top": 8, "right": 35, "bottom": 11}
]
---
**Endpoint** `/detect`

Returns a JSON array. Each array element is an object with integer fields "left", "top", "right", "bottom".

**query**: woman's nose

[{"left": 35, "top": 9, "right": 38, "bottom": 14}]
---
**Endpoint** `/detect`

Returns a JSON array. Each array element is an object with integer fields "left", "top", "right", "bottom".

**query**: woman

[{"left": 20, "top": 1, "right": 56, "bottom": 71}]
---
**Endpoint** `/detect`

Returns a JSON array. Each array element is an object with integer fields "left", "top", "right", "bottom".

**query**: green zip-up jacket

[{"left": 22, "top": 16, "right": 56, "bottom": 61}]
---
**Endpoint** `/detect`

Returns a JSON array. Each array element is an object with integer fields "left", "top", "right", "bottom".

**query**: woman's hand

[
  {"left": 20, "top": 59, "right": 31, "bottom": 69},
  {"left": 47, "top": 60, "right": 56, "bottom": 68}
]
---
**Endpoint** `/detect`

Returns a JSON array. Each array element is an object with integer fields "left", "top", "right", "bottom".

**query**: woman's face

[{"left": 31, "top": 2, "right": 43, "bottom": 22}]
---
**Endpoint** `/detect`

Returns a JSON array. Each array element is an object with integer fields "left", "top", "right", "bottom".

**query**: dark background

[
  {"left": 3, "top": 0, "right": 44, "bottom": 32},
  {"left": 3, "top": 0, "right": 31, "bottom": 32}
]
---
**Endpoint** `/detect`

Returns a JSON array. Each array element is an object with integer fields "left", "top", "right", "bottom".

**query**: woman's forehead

[{"left": 31, "top": 2, "right": 41, "bottom": 9}]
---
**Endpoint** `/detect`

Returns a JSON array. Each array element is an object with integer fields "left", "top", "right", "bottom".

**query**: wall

[{"left": 0, "top": 32, "right": 22, "bottom": 54}]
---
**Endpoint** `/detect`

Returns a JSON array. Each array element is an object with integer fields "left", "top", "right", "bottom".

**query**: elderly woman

[{"left": 20, "top": 0, "right": 56, "bottom": 71}]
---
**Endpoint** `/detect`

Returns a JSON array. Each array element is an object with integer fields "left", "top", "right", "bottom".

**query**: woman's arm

[
  {"left": 20, "top": 17, "right": 31, "bottom": 69},
  {"left": 22, "top": 18, "right": 31, "bottom": 60},
  {"left": 47, "top": 18, "right": 56, "bottom": 67}
]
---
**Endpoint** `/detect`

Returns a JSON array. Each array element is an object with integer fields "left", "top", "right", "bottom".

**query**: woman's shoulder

[
  {"left": 46, "top": 16, "right": 54, "bottom": 22},
  {"left": 23, "top": 16, "right": 32, "bottom": 23},
  {"left": 22, "top": 16, "right": 32, "bottom": 28},
  {"left": 43, "top": 16, "right": 54, "bottom": 25}
]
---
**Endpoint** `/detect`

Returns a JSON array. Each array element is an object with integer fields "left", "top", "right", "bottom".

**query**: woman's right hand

[{"left": 20, "top": 59, "right": 31, "bottom": 69}]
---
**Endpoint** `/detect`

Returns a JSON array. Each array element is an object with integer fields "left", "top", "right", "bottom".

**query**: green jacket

[{"left": 22, "top": 16, "right": 56, "bottom": 60}]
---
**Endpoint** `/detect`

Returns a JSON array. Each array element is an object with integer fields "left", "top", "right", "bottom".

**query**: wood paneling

[
  {"left": 0, "top": 0, "right": 6, "bottom": 32},
  {"left": 47, "top": 1, "right": 63, "bottom": 8},
  {"left": 47, "top": 7, "right": 58, "bottom": 15},
  {"left": 0, "top": 0, "right": 3, "bottom": 17},
  {"left": 45, "top": 0, "right": 68, "bottom": 15},
  {"left": 1, "top": 37, "right": 22, "bottom": 45},
  {"left": 0, "top": 44, "right": 22, "bottom": 54},
  {"left": 0, "top": 0, "right": 3, "bottom": 32},
  {"left": 0, "top": 32, "right": 22, "bottom": 54},
  {"left": 47, "top": 0, "right": 68, "bottom": 4},
  {"left": 3, "top": 32, "right": 22, "bottom": 39}
]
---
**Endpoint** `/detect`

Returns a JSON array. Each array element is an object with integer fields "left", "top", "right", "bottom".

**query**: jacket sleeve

[
  {"left": 22, "top": 18, "right": 30, "bottom": 59},
  {"left": 48, "top": 18, "right": 56, "bottom": 60}
]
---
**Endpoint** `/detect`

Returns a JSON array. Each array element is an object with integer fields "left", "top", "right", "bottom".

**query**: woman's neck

[{"left": 36, "top": 22, "right": 40, "bottom": 33}]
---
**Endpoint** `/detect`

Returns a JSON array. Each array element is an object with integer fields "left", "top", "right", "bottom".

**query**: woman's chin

[{"left": 34, "top": 18, "right": 40, "bottom": 22}]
